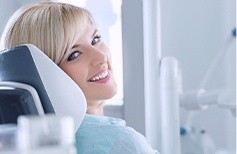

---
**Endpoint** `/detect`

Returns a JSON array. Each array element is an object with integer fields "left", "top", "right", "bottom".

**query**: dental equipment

[
  {"left": 0, "top": 124, "right": 18, "bottom": 154},
  {"left": 180, "top": 88, "right": 236, "bottom": 116},
  {"left": 180, "top": 27, "right": 236, "bottom": 115},
  {"left": 17, "top": 114, "right": 77, "bottom": 154},
  {"left": 0, "top": 44, "right": 87, "bottom": 132},
  {"left": 160, "top": 57, "right": 181, "bottom": 154},
  {"left": 159, "top": 28, "right": 236, "bottom": 154}
]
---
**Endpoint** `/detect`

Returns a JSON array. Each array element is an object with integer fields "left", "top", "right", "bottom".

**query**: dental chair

[{"left": 0, "top": 44, "right": 87, "bottom": 132}]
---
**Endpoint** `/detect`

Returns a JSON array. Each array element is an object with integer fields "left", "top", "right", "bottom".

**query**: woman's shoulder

[
  {"left": 78, "top": 114, "right": 147, "bottom": 136},
  {"left": 75, "top": 114, "right": 132, "bottom": 153},
  {"left": 77, "top": 114, "right": 151, "bottom": 146},
  {"left": 75, "top": 114, "right": 159, "bottom": 154},
  {"left": 109, "top": 126, "right": 159, "bottom": 154},
  {"left": 76, "top": 114, "right": 149, "bottom": 143},
  {"left": 81, "top": 114, "right": 126, "bottom": 126}
]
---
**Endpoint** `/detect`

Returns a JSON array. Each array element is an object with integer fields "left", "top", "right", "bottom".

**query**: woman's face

[{"left": 59, "top": 23, "right": 117, "bottom": 107}]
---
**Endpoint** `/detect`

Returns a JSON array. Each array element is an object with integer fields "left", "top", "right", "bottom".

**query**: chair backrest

[
  {"left": 0, "top": 81, "right": 44, "bottom": 124},
  {"left": 0, "top": 44, "right": 87, "bottom": 132}
]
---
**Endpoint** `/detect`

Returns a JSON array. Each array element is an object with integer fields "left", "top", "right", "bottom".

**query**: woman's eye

[
  {"left": 91, "top": 35, "right": 101, "bottom": 45},
  {"left": 67, "top": 51, "right": 81, "bottom": 61}
]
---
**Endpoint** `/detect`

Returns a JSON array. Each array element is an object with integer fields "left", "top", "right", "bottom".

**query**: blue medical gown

[{"left": 75, "top": 114, "right": 159, "bottom": 154}]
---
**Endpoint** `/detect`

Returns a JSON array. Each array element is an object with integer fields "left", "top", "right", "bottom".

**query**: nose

[{"left": 90, "top": 47, "right": 108, "bottom": 67}]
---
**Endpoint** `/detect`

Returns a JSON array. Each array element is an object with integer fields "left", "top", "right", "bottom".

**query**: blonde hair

[{"left": 1, "top": 2, "right": 94, "bottom": 64}]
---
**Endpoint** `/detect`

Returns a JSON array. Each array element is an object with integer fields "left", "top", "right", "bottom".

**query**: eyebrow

[
  {"left": 71, "top": 29, "right": 98, "bottom": 50},
  {"left": 71, "top": 44, "right": 79, "bottom": 49}
]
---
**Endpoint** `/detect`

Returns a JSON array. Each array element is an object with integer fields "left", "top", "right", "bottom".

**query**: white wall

[
  {"left": 160, "top": 0, "right": 236, "bottom": 153},
  {"left": 0, "top": 0, "right": 44, "bottom": 36},
  {"left": 0, "top": 0, "right": 19, "bottom": 37},
  {"left": 0, "top": 0, "right": 235, "bottom": 153}
]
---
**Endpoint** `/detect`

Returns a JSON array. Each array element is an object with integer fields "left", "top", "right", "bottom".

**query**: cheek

[
  {"left": 60, "top": 65, "right": 88, "bottom": 89},
  {"left": 99, "top": 43, "right": 111, "bottom": 58},
  {"left": 72, "top": 74, "right": 86, "bottom": 87},
  {"left": 69, "top": 71, "right": 87, "bottom": 88},
  {"left": 104, "top": 46, "right": 112, "bottom": 59}
]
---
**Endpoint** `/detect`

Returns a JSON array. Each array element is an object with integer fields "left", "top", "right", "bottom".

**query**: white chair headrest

[{"left": 0, "top": 44, "right": 87, "bottom": 132}]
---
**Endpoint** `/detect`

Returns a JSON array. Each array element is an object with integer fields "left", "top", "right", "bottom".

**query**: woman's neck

[{"left": 86, "top": 100, "right": 104, "bottom": 116}]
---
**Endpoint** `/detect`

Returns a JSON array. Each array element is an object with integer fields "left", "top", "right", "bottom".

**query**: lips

[{"left": 88, "top": 70, "right": 109, "bottom": 82}]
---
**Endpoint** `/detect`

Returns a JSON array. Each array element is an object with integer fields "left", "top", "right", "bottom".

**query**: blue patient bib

[{"left": 75, "top": 114, "right": 159, "bottom": 154}]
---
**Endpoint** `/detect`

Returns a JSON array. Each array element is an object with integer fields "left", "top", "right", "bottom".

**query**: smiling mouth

[{"left": 88, "top": 70, "right": 109, "bottom": 82}]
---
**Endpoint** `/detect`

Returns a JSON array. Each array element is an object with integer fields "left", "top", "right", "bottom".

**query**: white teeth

[{"left": 90, "top": 71, "right": 108, "bottom": 82}]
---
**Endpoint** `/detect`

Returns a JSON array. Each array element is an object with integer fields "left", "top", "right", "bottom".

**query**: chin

[
  {"left": 89, "top": 86, "right": 117, "bottom": 101},
  {"left": 102, "top": 88, "right": 118, "bottom": 100},
  {"left": 104, "top": 91, "right": 117, "bottom": 100},
  {"left": 85, "top": 80, "right": 118, "bottom": 101}
]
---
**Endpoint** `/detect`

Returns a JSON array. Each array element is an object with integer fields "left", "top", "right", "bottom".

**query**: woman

[{"left": 1, "top": 2, "right": 159, "bottom": 154}]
